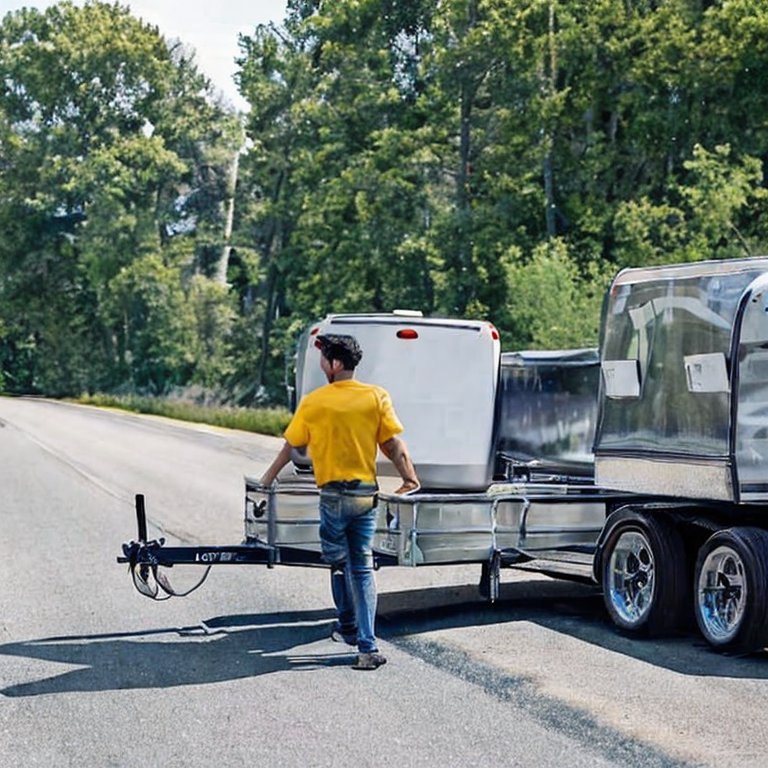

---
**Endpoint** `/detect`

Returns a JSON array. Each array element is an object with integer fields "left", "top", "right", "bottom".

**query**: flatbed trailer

[
  {"left": 119, "top": 476, "right": 632, "bottom": 602},
  {"left": 241, "top": 474, "right": 635, "bottom": 598}
]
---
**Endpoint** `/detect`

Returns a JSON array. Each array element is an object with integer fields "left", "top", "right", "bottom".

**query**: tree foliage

[
  {"left": 2, "top": 0, "right": 768, "bottom": 404},
  {"left": 0, "top": 1, "right": 238, "bottom": 395}
]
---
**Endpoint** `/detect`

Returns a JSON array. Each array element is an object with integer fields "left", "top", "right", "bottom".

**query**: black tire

[
  {"left": 600, "top": 508, "right": 688, "bottom": 636},
  {"left": 694, "top": 527, "right": 768, "bottom": 654}
]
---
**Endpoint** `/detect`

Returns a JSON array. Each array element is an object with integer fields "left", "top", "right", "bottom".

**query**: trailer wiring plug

[
  {"left": 119, "top": 494, "right": 213, "bottom": 601},
  {"left": 122, "top": 539, "right": 213, "bottom": 601}
]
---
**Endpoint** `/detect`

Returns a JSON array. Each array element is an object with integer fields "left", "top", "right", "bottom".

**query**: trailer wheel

[
  {"left": 694, "top": 527, "right": 768, "bottom": 654},
  {"left": 601, "top": 510, "right": 687, "bottom": 636}
]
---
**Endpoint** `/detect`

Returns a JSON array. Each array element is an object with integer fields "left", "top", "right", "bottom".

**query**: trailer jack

[{"left": 478, "top": 551, "right": 502, "bottom": 602}]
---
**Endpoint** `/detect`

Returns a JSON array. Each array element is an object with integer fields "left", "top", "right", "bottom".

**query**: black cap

[{"left": 314, "top": 334, "right": 363, "bottom": 370}]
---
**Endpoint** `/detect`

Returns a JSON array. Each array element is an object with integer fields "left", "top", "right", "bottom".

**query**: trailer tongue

[{"left": 118, "top": 492, "right": 375, "bottom": 601}]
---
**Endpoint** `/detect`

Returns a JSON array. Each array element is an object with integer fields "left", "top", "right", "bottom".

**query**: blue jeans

[{"left": 319, "top": 482, "right": 379, "bottom": 654}]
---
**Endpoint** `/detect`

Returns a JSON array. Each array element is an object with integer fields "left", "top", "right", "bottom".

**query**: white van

[{"left": 293, "top": 312, "right": 501, "bottom": 490}]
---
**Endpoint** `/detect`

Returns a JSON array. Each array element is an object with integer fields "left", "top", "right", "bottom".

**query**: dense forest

[{"left": 1, "top": 0, "right": 767, "bottom": 405}]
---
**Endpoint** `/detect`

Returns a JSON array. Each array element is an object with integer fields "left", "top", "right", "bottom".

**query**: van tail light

[
  {"left": 397, "top": 329, "right": 419, "bottom": 340},
  {"left": 488, "top": 323, "right": 500, "bottom": 341},
  {"left": 309, "top": 327, "right": 320, "bottom": 336}
]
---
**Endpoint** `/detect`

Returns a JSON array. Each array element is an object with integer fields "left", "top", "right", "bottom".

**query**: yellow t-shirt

[{"left": 283, "top": 379, "right": 403, "bottom": 486}]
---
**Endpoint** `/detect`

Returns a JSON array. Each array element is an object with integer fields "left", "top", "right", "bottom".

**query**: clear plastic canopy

[{"left": 596, "top": 258, "right": 768, "bottom": 503}]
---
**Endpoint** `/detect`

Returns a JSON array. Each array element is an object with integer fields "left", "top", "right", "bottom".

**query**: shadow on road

[
  {"left": 0, "top": 608, "right": 354, "bottom": 698},
  {"left": 377, "top": 577, "right": 768, "bottom": 679},
  {"left": 2, "top": 578, "right": 768, "bottom": 697}
]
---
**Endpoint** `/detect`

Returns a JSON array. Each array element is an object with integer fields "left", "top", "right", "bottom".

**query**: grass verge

[{"left": 74, "top": 393, "right": 291, "bottom": 437}]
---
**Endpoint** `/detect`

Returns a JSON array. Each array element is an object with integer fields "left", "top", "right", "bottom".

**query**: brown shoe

[{"left": 352, "top": 652, "right": 387, "bottom": 670}]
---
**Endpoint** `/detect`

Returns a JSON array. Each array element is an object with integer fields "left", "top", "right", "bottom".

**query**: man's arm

[
  {"left": 380, "top": 436, "right": 420, "bottom": 494},
  {"left": 260, "top": 440, "right": 296, "bottom": 487}
]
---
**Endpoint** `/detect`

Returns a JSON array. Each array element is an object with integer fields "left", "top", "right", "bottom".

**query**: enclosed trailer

[
  {"left": 293, "top": 312, "right": 501, "bottom": 490},
  {"left": 596, "top": 257, "right": 768, "bottom": 502}
]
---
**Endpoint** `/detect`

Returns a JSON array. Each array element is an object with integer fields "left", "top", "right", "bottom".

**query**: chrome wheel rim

[
  {"left": 607, "top": 530, "right": 655, "bottom": 625},
  {"left": 697, "top": 545, "right": 747, "bottom": 644}
]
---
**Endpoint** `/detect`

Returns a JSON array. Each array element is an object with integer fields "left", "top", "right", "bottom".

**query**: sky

[{"left": 0, "top": 0, "right": 289, "bottom": 111}]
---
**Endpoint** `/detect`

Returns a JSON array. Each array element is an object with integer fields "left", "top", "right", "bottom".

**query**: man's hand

[
  {"left": 260, "top": 440, "right": 295, "bottom": 489},
  {"left": 393, "top": 478, "right": 420, "bottom": 495},
  {"left": 381, "top": 436, "right": 420, "bottom": 495}
]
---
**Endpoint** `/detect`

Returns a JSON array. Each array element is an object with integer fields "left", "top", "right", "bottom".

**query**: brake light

[
  {"left": 397, "top": 329, "right": 419, "bottom": 340},
  {"left": 309, "top": 327, "right": 320, "bottom": 335},
  {"left": 488, "top": 323, "right": 500, "bottom": 341}
]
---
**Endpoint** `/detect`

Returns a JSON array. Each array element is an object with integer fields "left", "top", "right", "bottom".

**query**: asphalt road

[{"left": 1, "top": 398, "right": 767, "bottom": 767}]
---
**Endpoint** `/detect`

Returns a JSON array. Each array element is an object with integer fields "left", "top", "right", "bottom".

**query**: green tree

[
  {"left": 235, "top": 3, "right": 441, "bottom": 400},
  {"left": 5, "top": 0, "right": 768, "bottom": 402},
  {"left": 104, "top": 254, "right": 195, "bottom": 393},
  {"left": 613, "top": 143, "right": 764, "bottom": 267},
  {"left": 233, "top": 20, "right": 316, "bottom": 400},
  {"left": 505, "top": 240, "right": 609, "bottom": 349},
  {"left": 0, "top": 1, "right": 238, "bottom": 395}
]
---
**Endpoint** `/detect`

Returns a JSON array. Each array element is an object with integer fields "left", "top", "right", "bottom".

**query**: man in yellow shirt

[{"left": 260, "top": 333, "right": 420, "bottom": 670}]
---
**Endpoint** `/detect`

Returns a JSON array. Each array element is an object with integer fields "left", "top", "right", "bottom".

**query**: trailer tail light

[
  {"left": 488, "top": 323, "right": 500, "bottom": 341},
  {"left": 397, "top": 329, "right": 419, "bottom": 340}
]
